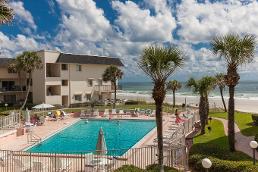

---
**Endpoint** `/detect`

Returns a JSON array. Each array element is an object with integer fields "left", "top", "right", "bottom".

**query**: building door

[{"left": 62, "top": 96, "right": 69, "bottom": 107}]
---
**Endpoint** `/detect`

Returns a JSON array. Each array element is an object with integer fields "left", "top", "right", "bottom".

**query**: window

[
  {"left": 76, "top": 64, "right": 82, "bottom": 71},
  {"left": 61, "top": 64, "right": 68, "bottom": 70},
  {"left": 86, "top": 94, "right": 91, "bottom": 101},
  {"left": 74, "top": 94, "right": 82, "bottom": 101},
  {"left": 62, "top": 80, "right": 68, "bottom": 86},
  {"left": 88, "top": 79, "right": 93, "bottom": 87}
]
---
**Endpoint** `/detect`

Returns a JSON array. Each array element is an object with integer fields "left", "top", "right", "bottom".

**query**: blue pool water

[{"left": 27, "top": 119, "right": 156, "bottom": 155}]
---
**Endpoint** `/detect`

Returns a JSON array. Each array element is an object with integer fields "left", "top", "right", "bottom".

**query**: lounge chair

[
  {"left": 111, "top": 109, "right": 117, "bottom": 116},
  {"left": 13, "top": 158, "right": 30, "bottom": 172},
  {"left": 103, "top": 109, "right": 109, "bottom": 117},
  {"left": 145, "top": 109, "right": 152, "bottom": 116},
  {"left": 93, "top": 109, "right": 99, "bottom": 117},
  {"left": 51, "top": 157, "right": 72, "bottom": 172},
  {"left": 150, "top": 110, "right": 156, "bottom": 117},
  {"left": 118, "top": 110, "right": 124, "bottom": 117}
]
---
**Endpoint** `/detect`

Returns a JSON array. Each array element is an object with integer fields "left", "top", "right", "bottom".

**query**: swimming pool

[{"left": 27, "top": 119, "right": 156, "bottom": 155}]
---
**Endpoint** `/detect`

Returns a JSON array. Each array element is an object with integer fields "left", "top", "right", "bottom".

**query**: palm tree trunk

[
  {"left": 220, "top": 87, "right": 227, "bottom": 112},
  {"left": 199, "top": 96, "right": 206, "bottom": 134},
  {"left": 155, "top": 101, "right": 164, "bottom": 172},
  {"left": 172, "top": 90, "right": 175, "bottom": 108},
  {"left": 228, "top": 85, "right": 235, "bottom": 151},
  {"left": 20, "top": 73, "right": 31, "bottom": 111},
  {"left": 205, "top": 95, "right": 209, "bottom": 125},
  {"left": 113, "top": 81, "right": 116, "bottom": 109},
  {"left": 152, "top": 81, "right": 165, "bottom": 172}
]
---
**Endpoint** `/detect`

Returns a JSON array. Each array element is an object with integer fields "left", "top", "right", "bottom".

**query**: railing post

[{"left": 81, "top": 153, "right": 83, "bottom": 172}]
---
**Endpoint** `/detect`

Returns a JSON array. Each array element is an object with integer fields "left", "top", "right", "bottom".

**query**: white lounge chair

[
  {"left": 51, "top": 157, "right": 72, "bottom": 172},
  {"left": 32, "top": 161, "right": 47, "bottom": 172},
  {"left": 103, "top": 109, "right": 109, "bottom": 117},
  {"left": 150, "top": 110, "right": 156, "bottom": 117},
  {"left": 111, "top": 109, "right": 117, "bottom": 116},
  {"left": 93, "top": 109, "right": 99, "bottom": 117},
  {"left": 118, "top": 110, "right": 124, "bottom": 117}
]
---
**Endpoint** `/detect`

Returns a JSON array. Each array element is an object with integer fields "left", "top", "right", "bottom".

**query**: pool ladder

[{"left": 27, "top": 130, "right": 42, "bottom": 144}]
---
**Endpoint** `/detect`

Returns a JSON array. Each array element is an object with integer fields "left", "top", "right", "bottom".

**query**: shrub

[
  {"left": 251, "top": 114, "right": 258, "bottom": 126},
  {"left": 189, "top": 154, "right": 258, "bottom": 172},
  {"left": 113, "top": 165, "right": 144, "bottom": 172},
  {"left": 124, "top": 100, "right": 146, "bottom": 105},
  {"left": 146, "top": 164, "right": 178, "bottom": 172}
]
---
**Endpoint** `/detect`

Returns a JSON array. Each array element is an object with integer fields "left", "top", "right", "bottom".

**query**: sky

[{"left": 1, "top": 0, "right": 258, "bottom": 82}]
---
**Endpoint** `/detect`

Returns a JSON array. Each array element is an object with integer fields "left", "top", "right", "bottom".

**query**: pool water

[{"left": 27, "top": 119, "right": 156, "bottom": 155}]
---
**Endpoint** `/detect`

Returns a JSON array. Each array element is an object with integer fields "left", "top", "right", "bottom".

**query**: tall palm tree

[
  {"left": 138, "top": 46, "right": 183, "bottom": 172},
  {"left": 186, "top": 76, "right": 216, "bottom": 134},
  {"left": 211, "top": 34, "right": 256, "bottom": 151},
  {"left": 14, "top": 51, "right": 43, "bottom": 111},
  {"left": 215, "top": 73, "right": 227, "bottom": 112},
  {"left": 0, "top": 0, "right": 14, "bottom": 24},
  {"left": 102, "top": 65, "right": 123, "bottom": 108},
  {"left": 167, "top": 80, "right": 182, "bottom": 108}
]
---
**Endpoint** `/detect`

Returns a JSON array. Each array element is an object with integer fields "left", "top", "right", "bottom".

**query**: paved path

[{"left": 214, "top": 117, "right": 258, "bottom": 160}]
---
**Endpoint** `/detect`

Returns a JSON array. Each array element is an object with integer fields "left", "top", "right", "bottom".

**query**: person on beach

[{"left": 175, "top": 109, "right": 185, "bottom": 124}]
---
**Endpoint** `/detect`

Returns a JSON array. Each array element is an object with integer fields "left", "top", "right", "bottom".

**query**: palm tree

[
  {"left": 138, "top": 46, "right": 183, "bottom": 172},
  {"left": 167, "top": 80, "right": 182, "bottom": 108},
  {"left": 102, "top": 65, "right": 123, "bottom": 108},
  {"left": 186, "top": 76, "right": 216, "bottom": 134},
  {"left": 211, "top": 34, "right": 256, "bottom": 151},
  {"left": 8, "top": 59, "right": 23, "bottom": 91},
  {"left": 215, "top": 73, "right": 227, "bottom": 112},
  {"left": 14, "top": 51, "right": 43, "bottom": 111},
  {"left": 0, "top": 0, "right": 14, "bottom": 24}
]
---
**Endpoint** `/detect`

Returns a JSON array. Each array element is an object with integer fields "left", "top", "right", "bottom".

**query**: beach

[{"left": 117, "top": 92, "right": 258, "bottom": 114}]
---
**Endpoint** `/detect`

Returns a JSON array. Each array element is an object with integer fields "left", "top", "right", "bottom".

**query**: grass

[{"left": 209, "top": 111, "right": 257, "bottom": 136}]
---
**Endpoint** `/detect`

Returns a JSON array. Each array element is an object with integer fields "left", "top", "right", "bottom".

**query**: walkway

[{"left": 214, "top": 117, "right": 258, "bottom": 160}]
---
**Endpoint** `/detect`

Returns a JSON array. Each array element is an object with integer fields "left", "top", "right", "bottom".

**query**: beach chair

[
  {"left": 51, "top": 157, "right": 72, "bottom": 172},
  {"left": 103, "top": 109, "right": 109, "bottom": 117},
  {"left": 118, "top": 110, "right": 124, "bottom": 118},
  {"left": 93, "top": 109, "right": 99, "bottom": 117},
  {"left": 150, "top": 110, "right": 156, "bottom": 117},
  {"left": 111, "top": 109, "right": 117, "bottom": 116}
]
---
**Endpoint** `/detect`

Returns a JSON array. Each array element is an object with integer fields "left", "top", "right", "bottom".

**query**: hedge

[
  {"left": 114, "top": 165, "right": 144, "bottom": 172},
  {"left": 189, "top": 145, "right": 258, "bottom": 172},
  {"left": 251, "top": 114, "right": 258, "bottom": 126}
]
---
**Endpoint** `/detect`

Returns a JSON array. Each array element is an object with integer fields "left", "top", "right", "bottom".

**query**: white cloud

[
  {"left": 0, "top": 32, "right": 40, "bottom": 58},
  {"left": 56, "top": 0, "right": 112, "bottom": 42},
  {"left": 112, "top": 0, "right": 176, "bottom": 42},
  {"left": 177, "top": 0, "right": 258, "bottom": 43},
  {"left": 9, "top": 1, "right": 37, "bottom": 30}
]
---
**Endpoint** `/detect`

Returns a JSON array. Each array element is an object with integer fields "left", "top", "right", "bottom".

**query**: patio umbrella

[
  {"left": 32, "top": 103, "right": 55, "bottom": 109},
  {"left": 25, "top": 108, "right": 30, "bottom": 123},
  {"left": 96, "top": 127, "right": 107, "bottom": 155}
]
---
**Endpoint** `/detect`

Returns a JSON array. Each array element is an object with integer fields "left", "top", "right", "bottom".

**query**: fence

[
  {"left": 0, "top": 112, "right": 19, "bottom": 129},
  {"left": 0, "top": 146, "right": 187, "bottom": 172}
]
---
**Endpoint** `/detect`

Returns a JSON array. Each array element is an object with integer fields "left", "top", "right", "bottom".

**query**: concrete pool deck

[{"left": 0, "top": 114, "right": 173, "bottom": 152}]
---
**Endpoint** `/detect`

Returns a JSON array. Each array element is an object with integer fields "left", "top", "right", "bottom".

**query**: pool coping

[
  {"left": 24, "top": 118, "right": 80, "bottom": 151},
  {"left": 24, "top": 117, "right": 157, "bottom": 154}
]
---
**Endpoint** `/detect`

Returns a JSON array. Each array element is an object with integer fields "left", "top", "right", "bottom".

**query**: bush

[
  {"left": 251, "top": 114, "right": 258, "bottom": 126},
  {"left": 189, "top": 154, "right": 258, "bottom": 172},
  {"left": 125, "top": 100, "right": 146, "bottom": 105},
  {"left": 146, "top": 164, "right": 178, "bottom": 172},
  {"left": 114, "top": 165, "right": 144, "bottom": 172}
]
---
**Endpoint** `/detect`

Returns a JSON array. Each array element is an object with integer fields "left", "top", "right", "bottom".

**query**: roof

[
  {"left": 0, "top": 58, "right": 14, "bottom": 67},
  {"left": 56, "top": 53, "right": 124, "bottom": 66}
]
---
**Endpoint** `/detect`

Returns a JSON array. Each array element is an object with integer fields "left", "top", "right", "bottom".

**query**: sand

[{"left": 117, "top": 92, "right": 258, "bottom": 114}]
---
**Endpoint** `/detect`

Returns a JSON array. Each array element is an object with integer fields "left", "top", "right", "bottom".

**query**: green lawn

[{"left": 209, "top": 111, "right": 257, "bottom": 136}]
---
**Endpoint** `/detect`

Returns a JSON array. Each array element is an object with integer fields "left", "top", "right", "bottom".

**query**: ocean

[{"left": 119, "top": 81, "right": 258, "bottom": 100}]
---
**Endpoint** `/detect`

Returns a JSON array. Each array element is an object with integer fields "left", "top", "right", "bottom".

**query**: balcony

[
  {"left": 46, "top": 63, "right": 60, "bottom": 77},
  {"left": 94, "top": 85, "right": 114, "bottom": 93},
  {"left": 46, "top": 85, "right": 61, "bottom": 96},
  {"left": 0, "top": 86, "right": 26, "bottom": 93}
]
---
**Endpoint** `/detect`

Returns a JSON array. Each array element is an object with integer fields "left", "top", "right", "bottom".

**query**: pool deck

[{"left": 0, "top": 114, "right": 174, "bottom": 152}]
